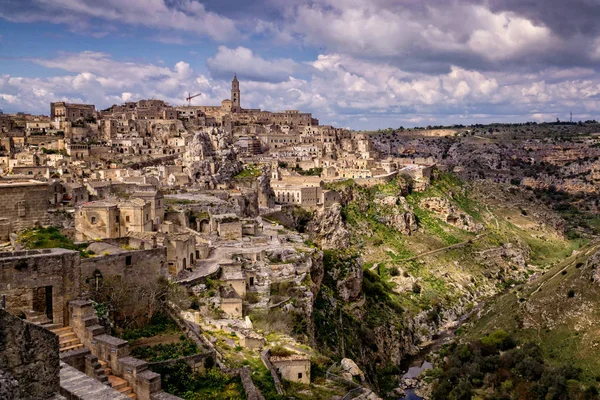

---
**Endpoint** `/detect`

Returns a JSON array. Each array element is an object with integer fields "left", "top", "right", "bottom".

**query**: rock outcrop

[
  {"left": 420, "top": 197, "right": 483, "bottom": 232},
  {"left": 373, "top": 196, "right": 418, "bottom": 235},
  {"left": 340, "top": 358, "right": 366, "bottom": 382},
  {"left": 308, "top": 203, "right": 350, "bottom": 249}
]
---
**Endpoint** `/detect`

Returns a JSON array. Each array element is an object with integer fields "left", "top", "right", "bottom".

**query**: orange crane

[{"left": 186, "top": 92, "right": 201, "bottom": 106}]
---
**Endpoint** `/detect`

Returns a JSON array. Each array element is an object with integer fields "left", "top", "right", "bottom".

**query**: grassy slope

[
  {"left": 336, "top": 173, "right": 581, "bottom": 317},
  {"left": 314, "top": 174, "right": 589, "bottom": 396},
  {"left": 466, "top": 240, "right": 600, "bottom": 384}
]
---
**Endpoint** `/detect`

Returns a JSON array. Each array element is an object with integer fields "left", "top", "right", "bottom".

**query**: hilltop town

[{"left": 3, "top": 76, "right": 600, "bottom": 400}]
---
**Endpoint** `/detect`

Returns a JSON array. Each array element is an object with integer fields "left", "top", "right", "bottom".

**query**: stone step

[
  {"left": 51, "top": 326, "right": 74, "bottom": 334},
  {"left": 58, "top": 332, "right": 77, "bottom": 341},
  {"left": 59, "top": 338, "right": 81, "bottom": 348},
  {"left": 108, "top": 375, "right": 128, "bottom": 391},
  {"left": 60, "top": 343, "right": 84, "bottom": 352},
  {"left": 118, "top": 386, "right": 133, "bottom": 395},
  {"left": 82, "top": 316, "right": 100, "bottom": 327},
  {"left": 127, "top": 394, "right": 137, "bottom": 399},
  {"left": 86, "top": 324, "right": 105, "bottom": 336},
  {"left": 105, "top": 367, "right": 112, "bottom": 376},
  {"left": 98, "top": 360, "right": 108, "bottom": 368}
]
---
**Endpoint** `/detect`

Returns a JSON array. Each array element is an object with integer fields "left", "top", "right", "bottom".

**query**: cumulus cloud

[
  {"left": 4, "top": 50, "right": 600, "bottom": 129},
  {"left": 207, "top": 46, "right": 301, "bottom": 83},
  {"left": 0, "top": 0, "right": 238, "bottom": 41}
]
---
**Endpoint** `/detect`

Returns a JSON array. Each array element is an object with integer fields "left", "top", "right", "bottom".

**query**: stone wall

[
  {"left": 80, "top": 247, "right": 167, "bottom": 290},
  {"left": 0, "top": 248, "right": 81, "bottom": 325},
  {"left": 218, "top": 221, "right": 242, "bottom": 240},
  {"left": 0, "top": 180, "right": 49, "bottom": 233},
  {"left": 148, "top": 353, "right": 212, "bottom": 374},
  {"left": 0, "top": 309, "right": 61, "bottom": 399}
]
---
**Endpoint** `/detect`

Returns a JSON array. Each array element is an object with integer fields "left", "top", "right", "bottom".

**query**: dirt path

[{"left": 399, "top": 232, "right": 489, "bottom": 262}]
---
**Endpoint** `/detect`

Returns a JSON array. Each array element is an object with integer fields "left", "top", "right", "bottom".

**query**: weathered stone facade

[
  {"left": 0, "top": 248, "right": 80, "bottom": 326},
  {"left": 80, "top": 247, "right": 168, "bottom": 291},
  {"left": 0, "top": 180, "right": 49, "bottom": 233}
]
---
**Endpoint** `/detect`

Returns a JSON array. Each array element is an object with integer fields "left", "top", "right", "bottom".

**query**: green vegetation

[
  {"left": 121, "top": 313, "right": 179, "bottom": 341},
  {"left": 269, "top": 345, "right": 294, "bottom": 358},
  {"left": 18, "top": 226, "right": 93, "bottom": 257},
  {"left": 293, "top": 166, "right": 323, "bottom": 176},
  {"left": 234, "top": 164, "right": 262, "bottom": 179},
  {"left": 467, "top": 241, "right": 600, "bottom": 386},
  {"left": 430, "top": 330, "right": 598, "bottom": 400},
  {"left": 131, "top": 337, "right": 198, "bottom": 362},
  {"left": 40, "top": 147, "right": 65, "bottom": 155},
  {"left": 152, "top": 362, "right": 245, "bottom": 400}
]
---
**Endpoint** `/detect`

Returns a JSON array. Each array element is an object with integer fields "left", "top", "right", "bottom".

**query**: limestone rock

[
  {"left": 258, "top": 165, "right": 275, "bottom": 209},
  {"left": 373, "top": 196, "right": 418, "bottom": 235},
  {"left": 327, "top": 253, "right": 363, "bottom": 302},
  {"left": 340, "top": 358, "right": 365, "bottom": 382},
  {"left": 307, "top": 203, "right": 350, "bottom": 250},
  {"left": 420, "top": 197, "right": 482, "bottom": 232}
]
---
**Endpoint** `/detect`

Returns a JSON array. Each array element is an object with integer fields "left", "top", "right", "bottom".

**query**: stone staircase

[
  {"left": 22, "top": 310, "right": 83, "bottom": 352},
  {"left": 49, "top": 325, "right": 85, "bottom": 353},
  {"left": 99, "top": 360, "right": 137, "bottom": 399}
]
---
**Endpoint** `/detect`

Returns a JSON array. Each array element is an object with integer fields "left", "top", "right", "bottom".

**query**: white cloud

[
  {"left": 207, "top": 46, "right": 300, "bottom": 83},
  {"left": 1, "top": 0, "right": 238, "bottom": 41},
  {"left": 3, "top": 51, "right": 600, "bottom": 129}
]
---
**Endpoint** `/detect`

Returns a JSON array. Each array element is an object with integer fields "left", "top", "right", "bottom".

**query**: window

[
  {"left": 116, "top": 215, "right": 119, "bottom": 223},
  {"left": 125, "top": 255, "right": 132, "bottom": 266},
  {"left": 126, "top": 216, "right": 130, "bottom": 222},
  {"left": 298, "top": 373, "right": 302, "bottom": 379},
  {"left": 91, "top": 216, "right": 96, "bottom": 224}
]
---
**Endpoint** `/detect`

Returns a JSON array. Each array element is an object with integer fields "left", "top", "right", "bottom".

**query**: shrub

[{"left": 412, "top": 283, "right": 422, "bottom": 294}]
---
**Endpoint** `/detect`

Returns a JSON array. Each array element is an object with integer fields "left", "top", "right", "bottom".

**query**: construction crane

[{"left": 185, "top": 92, "right": 201, "bottom": 106}]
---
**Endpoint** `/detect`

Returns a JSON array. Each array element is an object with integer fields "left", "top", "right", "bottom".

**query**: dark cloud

[{"left": 486, "top": 0, "right": 600, "bottom": 38}]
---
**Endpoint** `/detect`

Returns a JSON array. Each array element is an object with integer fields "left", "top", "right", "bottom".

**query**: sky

[{"left": 1, "top": 0, "right": 600, "bottom": 130}]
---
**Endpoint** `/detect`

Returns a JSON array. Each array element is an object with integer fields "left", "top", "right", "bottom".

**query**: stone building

[
  {"left": 75, "top": 197, "right": 155, "bottom": 240},
  {"left": 270, "top": 353, "right": 311, "bottom": 384},
  {"left": 75, "top": 200, "right": 121, "bottom": 240},
  {"left": 0, "top": 179, "right": 49, "bottom": 233},
  {"left": 163, "top": 233, "right": 196, "bottom": 276},
  {"left": 0, "top": 248, "right": 81, "bottom": 326},
  {"left": 133, "top": 190, "right": 165, "bottom": 226},
  {"left": 272, "top": 184, "right": 320, "bottom": 207},
  {"left": 118, "top": 198, "right": 153, "bottom": 233},
  {"left": 210, "top": 214, "right": 243, "bottom": 240},
  {"left": 51, "top": 102, "right": 96, "bottom": 122},
  {"left": 220, "top": 286, "right": 243, "bottom": 318}
]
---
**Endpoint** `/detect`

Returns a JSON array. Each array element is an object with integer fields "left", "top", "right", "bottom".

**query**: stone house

[
  {"left": 118, "top": 198, "right": 153, "bottom": 233},
  {"left": 76, "top": 200, "right": 121, "bottom": 240},
  {"left": 164, "top": 233, "right": 196, "bottom": 275},
  {"left": 220, "top": 286, "right": 243, "bottom": 318},
  {"left": 0, "top": 248, "right": 81, "bottom": 326},
  {"left": 132, "top": 190, "right": 165, "bottom": 226},
  {"left": 75, "top": 198, "right": 153, "bottom": 240},
  {"left": 237, "top": 330, "right": 265, "bottom": 349},
  {"left": 272, "top": 184, "right": 320, "bottom": 207},
  {"left": 270, "top": 353, "right": 311, "bottom": 384},
  {"left": 210, "top": 214, "right": 243, "bottom": 240},
  {"left": 220, "top": 261, "right": 246, "bottom": 297}
]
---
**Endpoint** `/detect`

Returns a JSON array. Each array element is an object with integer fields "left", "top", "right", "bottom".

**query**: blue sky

[{"left": 1, "top": 0, "right": 600, "bottom": 129}]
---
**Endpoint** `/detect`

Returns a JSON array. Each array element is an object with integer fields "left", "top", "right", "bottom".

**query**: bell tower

[{"left": 231, "top": 73, "right": 240, "bottom": 112}]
